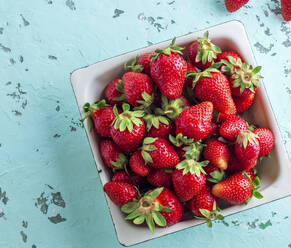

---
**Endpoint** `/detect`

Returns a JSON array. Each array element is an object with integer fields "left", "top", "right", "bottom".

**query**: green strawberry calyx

[
  {"left": 143, "top": 114, "right": 169, "bottom": 132},
  {"left": 110, "top": 153, "right": 128, "bottom": 172},
  {"left": 135, "top": 91, "right": 154, "bottom": 109},
  {"left": 121, "top": 187, "right": 173, "bottom": 233},
  {"left": 182, "top": 142, "right": 205, "bottom": 161},
  {"left": 155, "top": 95, "right": 188, "bottom": 121},
  {"left": 141, "top": 137, "right": 158, "bottom": 164},
  {"left": 186, "top": 64, "right": 221, "bottom": 87},
  {"left": 124, "top": 56, "right": 144, "bottom": 73},
  {"left": 169, "top": 133, "right": 194, "bottom": 147},
  {"left": 243, "top": 172, "right": 263, "bottom": 204},
  {"left": 221, "top": 56, "right": 243, "bottom": 75},
  {"left": 195, "top": 31, "right": 221, "bottom": 65},
  {"left": 112, "top": 103, "right": 144, "bottom": 132},
  {"left": 207, "top": 169, "right": 226, "bottom": 184},
  {"left": 231, "top": 63, "right": 263, "bottom": 94},
  {"left": 196, "top": 200, "right": 224, "bottom": 228},
  {"left": 236, "top": 130, "right": 259, "bottom": 149},
  {"left": 176, "top": 157, "right": 208, "bottom": 177},
  {"left": 112, "top": 80, "right": 126, "bottom": 101},
  {"left": 150, "top": 37, "right": 184, "bottom": 62},
  {"left": 81, "top": 99, "right": 109, "bottom": 131}
]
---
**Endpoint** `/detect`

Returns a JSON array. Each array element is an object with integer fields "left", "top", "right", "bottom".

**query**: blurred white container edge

[{"left": 70, "top": 20, "right": 291, "bottom": 247}]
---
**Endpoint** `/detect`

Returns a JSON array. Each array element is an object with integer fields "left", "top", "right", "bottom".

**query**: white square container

[{"left": 70, "top": 21, "right": 291, "bottom": 246}]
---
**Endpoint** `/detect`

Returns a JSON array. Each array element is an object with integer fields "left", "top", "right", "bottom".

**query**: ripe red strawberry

[
  {"left": 204, "top": 163, "right": 225, "bottom": 185},
  {"left": 234, "top": 130, "right": 260, "bottom": 170},
  {"left": 137, "top": 52, "right": 155, "bottom": 74},
  {"left": 216, "top": 51, "right": 244, "bottom": 74},
  {"left": 245, "top": 169, "right": 256, "bottom": 182},
  {"left": 155, "top": 95, "right": 190, "bottom": 121},
  {"left": 104, "top": 182, "right": 138, "bottom": 206},
  {"left": 121, "top": 187, "right": 182, "bottom": 232},
  {"left": 100, "top": 139, "right": 127, "bottom": 170},
  {"left": 105, "top": 78, "right": 125, "bottom": 105},
  {"left": 140, "top": 137, "right": 180, "bottom": 169},
  {"left": 213, "top": 104, "right": 237, "bottom": 124},
  {"left": 151, "top": 38, "right": 187, "bottom": 99},
  {"left": 144, "top": 114, "right": 174, "bottom": 139},
  {"left": 208, "top": 122, "right": 219, "bottom": 138},
  {"left": 203, "top": 140, "right": 230, "bottom": 170},
  {"left": 176, "top": 101, "right": 213, "bottom": 141},
  {"left": 130, "top": 150, "right": 152, "bottom": 177},
  {"left": 147, "top": 169, "right": 173, "bottom": 188},
  {"left": 228, "top": 146, "right": 257, "bottom": 172},
  {"left": 172, "top": 159, "right": 208, "bottom": 201},
  {"left": 233, "top": 92, "right": 255, "bottom": 113},
  {"left": 229, "top": 64, "right": 262, "bottom": 97},
  {"left": 253, "top": 128, "right": 274, "bottom": 156},
  {"left": 81, "top": 100, "right": 116, "bottom": 137},
  {"left": 219, "top": 115, "right": 248, "bottom": 141},
  {"left": 188, "top": 31, "right": 221, "bottom": 70},
  {"left": 188, "top": 69, "right": 236, "bottom": 114},
  {"left": 281, "top": 0, "right": 291, "bottom": 21},
  {"left": 212, "top": 171, "right": 262, "bottom": 205},
  {"left": 110, "top": 103, "right": 145, "bottom": 152},
  {"left": 224, "top": 0, "right": 249, "bottom": 12},
  {"left": 188, "top": 186, "right": 224, "bottom": 227},
  {"left": 122, "top": 72, "right": 154, "bottom": 107},
  {"left": 112, "top": 170, "right": 146, "bottom": 187}
]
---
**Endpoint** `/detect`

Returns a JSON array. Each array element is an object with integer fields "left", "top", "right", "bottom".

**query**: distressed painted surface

[{"left": 0, "top": 0, "right": 290, "bottom": 247}]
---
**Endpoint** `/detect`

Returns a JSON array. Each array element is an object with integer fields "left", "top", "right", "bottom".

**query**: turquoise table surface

[{"left": 0, "top": 0, "right": 291, "bottom": 247}]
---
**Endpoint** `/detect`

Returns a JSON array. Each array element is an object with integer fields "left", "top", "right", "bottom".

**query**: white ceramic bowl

[{"left": 70, "top": 20, "right": 291, "bottom": 246}]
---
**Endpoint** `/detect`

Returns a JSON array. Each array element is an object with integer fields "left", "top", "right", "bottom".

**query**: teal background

[{"left": 0, "top": 0, "right": 291, "bottom": 247}]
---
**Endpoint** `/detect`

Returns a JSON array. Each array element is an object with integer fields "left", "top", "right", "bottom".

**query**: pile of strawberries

[{"left": 82, "top": 31, "right": 275, "bottom": 232}]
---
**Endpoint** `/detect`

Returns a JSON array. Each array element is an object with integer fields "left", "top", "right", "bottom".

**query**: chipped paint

[
  {"left": 113, "top": 9, "right": 124, "bottom": 18},
  {"left": 0, "top": 43, "right": 11, "bottom": 53},
  {"left": 20, "top": 14, "right": 30, "bottom": 26},
  {"left": 247, "top": 218, "right": 259, "bottom": 229},
  {"left": 65, "top": 0, "right": 76, "bottom": 10},
  {"left": 22, "top": 220, "right": 28, "bottom": 228},
  {"left": 48, "top": 55, "right": 57, "bottom": 60},
  {"left": 51, "top": 192, "right": 65, "bottom": 208},
  {"left": 258, "top": 219, "right": 272, "bottom": 229},
  {"left": 20, "top": 231, "right": 27, "bottom": 243},
  {"left": 48, "top": 214, "right": 66, "bottom": 224},
  {"left": 254, "top": 42, "right": 274, "bottom": 54}
]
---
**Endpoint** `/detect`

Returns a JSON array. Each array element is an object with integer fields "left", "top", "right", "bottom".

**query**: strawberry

[
  {"left": 233, "top": 92, "right": 255, "bottom": 113},
  {"left": 188, "top": 31, "right": 221, "bottom": 70},
  {"left": 169, "top": 133, "right": 204, "bottom": 161},
  {"left": 112, "top": 170, "right": 146, "bottom": 187},
  {"left": 212, "top": 171, "right": 262, "bottom": 205},
  {"left": 212, "top": 104, "right": 237, "bottom": 124},
  {"left": 203, "top": 140, "right": 230, "bottom": 170},
  {"left": 188, "top": 186, "right": 224, "bottom": 227},
  {"left": 104, "top": 182, "right": 138, "bottom": 206},
  {"left": 172, "top": 158, "right": 208, "bottom": 201},
  {"left": 219, "top": 115, "right": 248, "bottom": 141},
  {"left": 234, "top": 130, "right": 260, "bottom": 170},
  {"left": 217, "top": 52, "right": 244, "bottom": 76},
  {"left": 121, "top": 187, "right": 182, "bottom": 232},
  {"left": 176, "top": 101, "right": 213, "bottom": 141},
  {"left": 155, "top": 95, "right": 190, "bottom": 121},
  {"left": 105, "top": 78, "right": 125, "bottom": 105},
  {"left": 122, "top": 72, "right": 154, "bottom": 107},
  {"left": 137, "top": 52, "right": 155, "bottom": 74},
  {"left": 151, "top": 38, "right": 187, "bottom": 99},
  {"left": 147, "top": 169, "right": 173, "bottom": 188},
  {"left": 130, "top": 150, "right": 152, "bottom": 177},
  {"left": 228, "top": 146, "right": 257, "bottom": 172},
  {"left": 204, "top": 163, "right": 225, "bottom": 185},
  {"left": 224, "top": 0, "right": 249, "bottom": 12},
  {"left": 81, "top": 100, "right": 116, "bottom": 137},
  {"left": 184, "top": 62, "right": 198, "bottom": 88},
  {"left": 229, "top": 64, "right": 262, "bottom": 97},
  {"left": 144, "top": 114, "right": 174, "bottom": 139},
  {"left": 100, "top": 139, "right": 127, "bottom": 170},
  {"left": 281, "top": 0, "right": 291, "bottom": 21},
  {"left": 110, "top": 103, "right": 145, "bottom": 152},
  {"left": 140, "top": 137, "right": 180, "bottom": 169},
  {"left": 253, "top": 128, "right": 274, "bottom": 157},
  {"left": 208, "top": 122, "right": 219, "bottom": 138},
  {"left": 187, "top": 67, "right": 236, "bottom": 114}
]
